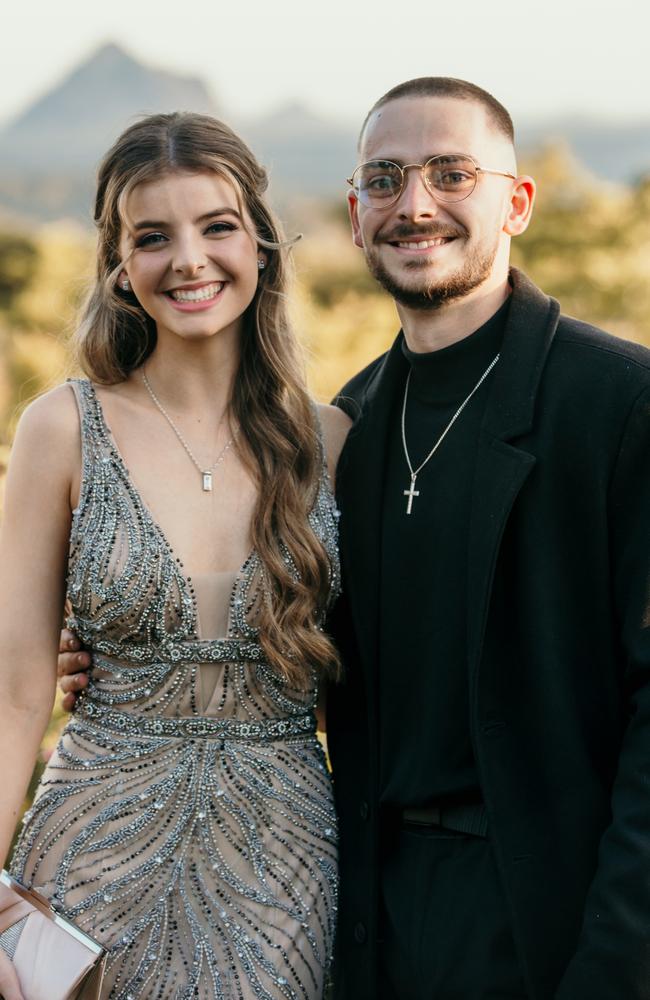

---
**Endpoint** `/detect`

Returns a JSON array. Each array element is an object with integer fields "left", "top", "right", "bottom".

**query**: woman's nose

[{"left": 172, "top": 235, "right": 208, "bottom": 276}]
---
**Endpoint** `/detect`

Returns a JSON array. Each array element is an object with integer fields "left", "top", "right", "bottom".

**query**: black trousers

[{"left": 378, "top": 824, "right": 527, "bottom": 1000}]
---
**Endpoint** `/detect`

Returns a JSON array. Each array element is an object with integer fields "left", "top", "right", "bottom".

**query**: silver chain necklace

[
  {"left": 401, "top": 352, "right": 500, "bottom": 514},
  {"left": 142, "top": 370, "right": 238, "bottom": 492}
]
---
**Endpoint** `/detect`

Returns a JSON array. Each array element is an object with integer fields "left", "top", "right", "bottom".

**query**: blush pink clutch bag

[{"left": 0, "top": 870, "right": 106, "bottom": 1000}]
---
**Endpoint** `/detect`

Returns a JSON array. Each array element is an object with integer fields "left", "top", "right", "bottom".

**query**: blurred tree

[
  {"left": 0, "top": 232, "right": 38, "bottom": 311},
  {"left": 513, "top": 144, "right": 650, "bottom": 346},
  {"left": 11, "top": 223, "right": 91, "bottom": 335},
  {"left": 0, "top": 224, "right": 91, "bottom": 437}
]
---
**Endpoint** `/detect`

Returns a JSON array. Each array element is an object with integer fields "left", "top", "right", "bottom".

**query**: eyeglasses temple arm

[{"left": 479, "top": 168, "right": 516, "bottom": 179}]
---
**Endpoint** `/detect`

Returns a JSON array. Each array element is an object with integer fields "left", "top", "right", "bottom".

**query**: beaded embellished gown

[{"left": 9, "top": 380, "right": 340, "bottom": 1000}]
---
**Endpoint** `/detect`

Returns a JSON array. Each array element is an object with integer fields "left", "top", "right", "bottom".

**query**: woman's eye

[
  {"left": 206, "top": 221, "right": 237, "bottom": 236},
  {"left": 135, "top": 232, "right": 167, "bottom": 248}
]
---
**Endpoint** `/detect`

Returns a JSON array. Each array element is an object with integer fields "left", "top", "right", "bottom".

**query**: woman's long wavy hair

[{"left": 74, "top": 112, "right": 339, "bottom": 687}]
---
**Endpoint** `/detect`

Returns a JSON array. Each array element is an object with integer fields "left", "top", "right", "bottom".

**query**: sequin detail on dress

[{"left": 10, "top": 379, "right": 340, "bottom": 1000}]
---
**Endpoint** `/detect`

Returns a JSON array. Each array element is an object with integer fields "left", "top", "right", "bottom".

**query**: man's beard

[{"left": 364, "top": 234, "right": 498, "bottom": 311}]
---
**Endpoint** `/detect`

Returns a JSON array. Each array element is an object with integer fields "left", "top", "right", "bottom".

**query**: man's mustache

[{"left": 375, "top": 223, "right": 468, "bottom": 243}]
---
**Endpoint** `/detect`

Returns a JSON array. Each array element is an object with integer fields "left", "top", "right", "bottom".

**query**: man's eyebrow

[
  {"left": 131, "top": 208, "right": 243, "bottom": 231},
  {"left": 364, "top": 152, "right": 473, "bottom": 164}
]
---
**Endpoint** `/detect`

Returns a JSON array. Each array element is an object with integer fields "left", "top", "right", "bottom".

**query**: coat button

[
  {"left": 359, "top": 800, "right": 369, "bottom": 821},
  {"left": 354, "top": 922, "right": 367, "bottom": 944}
]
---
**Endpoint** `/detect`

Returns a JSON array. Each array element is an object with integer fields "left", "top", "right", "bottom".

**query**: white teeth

[
  {"left": 169, "top": 282, "right": 224, "bottom": 302},
  {"left": 396, "top": 238, "right": 449, "bottom": 249}
]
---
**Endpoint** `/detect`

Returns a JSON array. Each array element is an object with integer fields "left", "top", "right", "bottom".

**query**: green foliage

[
  {"left": 0, "top": 232, "right": 39, "bottom": 310},
  {"left": 0, "top": 224, "right": 90, "bottom": 438},
  {"left": 512, "top": 145, "right": 650, "bottom": 346},
  {"left": 306, "top": 265, "right": 378, "bottom": 309}
]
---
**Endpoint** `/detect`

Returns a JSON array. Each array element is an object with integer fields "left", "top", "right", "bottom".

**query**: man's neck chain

[{"left": 401, "top": 353, "right": 500, "bottom": 514}]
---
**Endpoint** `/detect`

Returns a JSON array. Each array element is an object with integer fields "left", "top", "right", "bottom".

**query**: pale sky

[{"left": 2, "top": 0, "right": 648, "bottom": 129}]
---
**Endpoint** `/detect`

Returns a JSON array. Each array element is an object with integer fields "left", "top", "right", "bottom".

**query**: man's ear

[
  {"left": 347, "top": 190, "right": 365, "bottom": 249},
  {"left": 503, "top": 176, "right": 536, "bottom": 237}
]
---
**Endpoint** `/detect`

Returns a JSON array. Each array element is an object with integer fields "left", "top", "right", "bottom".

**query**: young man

[
  {"left": 325, "top": 78, "right": 650, "bottom": 999},
  {"left": 59, "top": 79, "right": 650, "bottom": 998}
]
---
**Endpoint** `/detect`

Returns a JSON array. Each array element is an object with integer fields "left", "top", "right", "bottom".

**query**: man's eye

[
  {"left": 366, "top": 175, "right": 398, "bottom": 192},
  {"left": 437, "top": 170, "right": 473, "bottom": 187}
]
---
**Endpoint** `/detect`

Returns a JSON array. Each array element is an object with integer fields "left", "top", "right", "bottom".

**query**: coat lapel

[
  {"left": 336, "top": 269, "right": 561, "bottom": 709},
  {"left": 336, "top": 335, "right": 409, "bottom": 690},
  {"left": 466, "top": 269, "right": 561, "bottom": 684}
]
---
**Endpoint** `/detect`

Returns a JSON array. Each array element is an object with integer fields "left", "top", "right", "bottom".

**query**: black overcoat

[{"left": 327, "top": 268, "right": 650, "bottom": 999}]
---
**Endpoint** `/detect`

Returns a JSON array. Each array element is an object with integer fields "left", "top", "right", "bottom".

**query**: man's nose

[{"left": 396, "top": 166, "right": 440, "bottom": 220}]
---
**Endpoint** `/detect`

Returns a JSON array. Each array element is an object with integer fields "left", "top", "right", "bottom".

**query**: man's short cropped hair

[{"left": 358, "top": 77, "right": 515, "bottom": 150}]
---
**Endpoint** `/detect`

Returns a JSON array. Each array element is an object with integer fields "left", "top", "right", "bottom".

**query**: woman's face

[{"left": 119, "top": 169, "right": 264, "bottom": 348}]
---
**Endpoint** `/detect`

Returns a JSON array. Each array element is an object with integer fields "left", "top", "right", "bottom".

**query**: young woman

[{"left": 0, "top": 112, "right": 350, "bottom": 1000}]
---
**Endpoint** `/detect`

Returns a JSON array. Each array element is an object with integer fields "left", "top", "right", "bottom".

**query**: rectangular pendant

[{"left": 202, "top": 471, "right": 213, "bottom": 492}]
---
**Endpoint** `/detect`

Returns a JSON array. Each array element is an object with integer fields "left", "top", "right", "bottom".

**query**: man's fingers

[
  {"left": 59, "top": 672, "right": 89, "bottom": 694},
  {"left": 60, "top": 627, "right": 79, "bottom": 653},
  {"left": 57, "top": 651, "right": 91, "bottom": 678},
  {"left": 61, "top": 692, "right": 77, "bottom": 713}
]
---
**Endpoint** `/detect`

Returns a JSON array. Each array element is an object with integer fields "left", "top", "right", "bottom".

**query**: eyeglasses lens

[
  {"left": 354, "top": 155, "right": 479, "bottom": 206},
  {"left": 354, "top": 161, "right": 403, "bottom": 206},
  {"left": 424, "top": 155, "right": 477, "bottom": 201}
]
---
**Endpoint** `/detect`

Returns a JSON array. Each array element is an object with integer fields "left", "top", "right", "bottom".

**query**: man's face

[{"left": 348, "top": 96, "right": 518, "bottom": 310}]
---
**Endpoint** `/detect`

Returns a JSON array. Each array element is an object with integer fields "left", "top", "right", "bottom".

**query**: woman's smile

[{"left": 164, "top": 280, "right": 227, "bottom": 310}]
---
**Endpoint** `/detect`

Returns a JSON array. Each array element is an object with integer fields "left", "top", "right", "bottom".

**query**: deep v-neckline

[{"left": 84, "top": 380, "right": 255, "bottom": 640}]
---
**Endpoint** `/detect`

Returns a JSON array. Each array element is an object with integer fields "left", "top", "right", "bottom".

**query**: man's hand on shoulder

[
  {"left": 57, "top": 628, "right": 91, "bottom": 712},
  {"left": 316, "top": 403, "right": 353, "bottom": 487}
]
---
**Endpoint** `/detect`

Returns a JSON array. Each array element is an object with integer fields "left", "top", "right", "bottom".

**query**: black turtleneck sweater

[{"left": 379, "top": 299, "right": 509, "bottom": 807}]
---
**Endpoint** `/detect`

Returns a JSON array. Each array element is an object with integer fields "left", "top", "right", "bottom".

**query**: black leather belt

[{"left": 402, "top": 802, "right": 489, "bottom": 838}]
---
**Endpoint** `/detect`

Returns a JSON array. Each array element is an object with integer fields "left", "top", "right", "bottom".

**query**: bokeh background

[{"left": 2, "top": 0, "right": 649, "bottom": 813}]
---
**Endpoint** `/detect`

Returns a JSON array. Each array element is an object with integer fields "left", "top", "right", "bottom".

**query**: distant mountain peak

[
  {"left": 85, "top": 40, "right": 135, "bottom": 65},
  {"left": 0, "top": 43, "right": 220, "bottom": 175}
]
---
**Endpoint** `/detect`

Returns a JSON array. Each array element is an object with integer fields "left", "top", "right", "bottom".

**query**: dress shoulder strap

[
  {"left": 67, "top": 378, "right": 119, "bottom": 526},
  {"left": 67, "top": 376, "right": 94, "bottom": 419},
  {"left": 66, "top": 378, "right": 112, "bottom": 453}
]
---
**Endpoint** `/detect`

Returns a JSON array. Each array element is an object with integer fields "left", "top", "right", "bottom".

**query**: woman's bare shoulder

[{"left": 13, "top": 382, "right": 81, "bottom": 458}]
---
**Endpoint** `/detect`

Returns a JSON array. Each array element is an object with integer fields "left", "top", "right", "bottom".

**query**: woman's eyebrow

[{"left": 131, "top": 208, "right": 243, "bottom": 231}]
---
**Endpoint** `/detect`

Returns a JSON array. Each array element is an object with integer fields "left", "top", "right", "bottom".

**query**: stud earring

[
  {"left": 257, "top": 260, "right": 265, "bottom": 271},
  {"left": 120, "top": 278, "right": 131, "bottom": 291}
]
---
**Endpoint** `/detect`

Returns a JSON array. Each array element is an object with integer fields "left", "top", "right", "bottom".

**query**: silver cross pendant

[{"left": 403, "top": 475, "right": 419, "bottom": 515}]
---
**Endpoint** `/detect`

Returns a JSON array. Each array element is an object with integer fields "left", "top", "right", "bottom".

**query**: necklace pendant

[
  {"left": 403, "top": 475, "right": 420, "bottom": 515},
  {"left": 202, "top": 471, "right": 213, "bottom": 492}
]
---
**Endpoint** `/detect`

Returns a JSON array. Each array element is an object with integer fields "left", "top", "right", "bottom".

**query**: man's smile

[
  {"left": 376, "top": 225, "right": 466, "bottom": 253},
  {"left": 394, "top": 237, "right": 453, "bottom": 249}
]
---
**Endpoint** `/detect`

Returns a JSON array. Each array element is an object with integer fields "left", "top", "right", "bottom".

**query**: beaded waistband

[
  {"left": 74, "top": 697, "right": 316, "bottom": 742},
  {"left": 66, "top": 618, "right": 266, "bottom": 665}
]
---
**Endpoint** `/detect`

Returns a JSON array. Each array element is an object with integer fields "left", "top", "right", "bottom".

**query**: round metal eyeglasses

[{"left": 347, "top": 153, "right": 516, "bottom": 208}]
